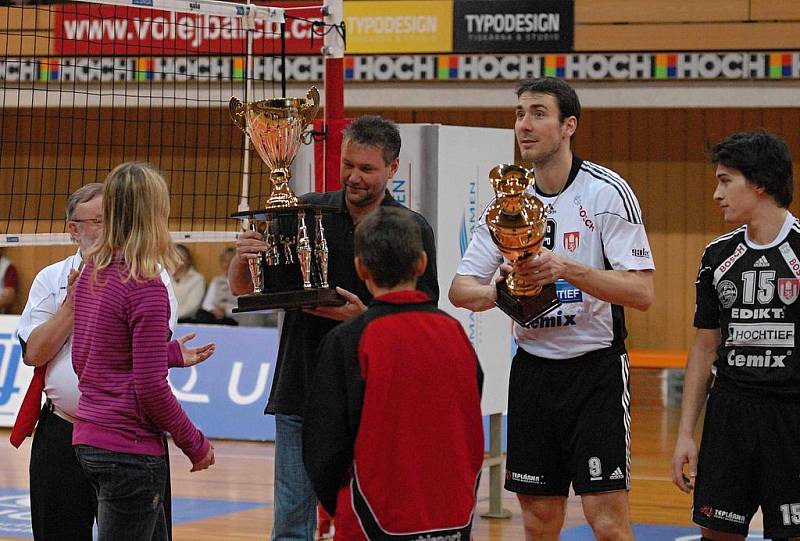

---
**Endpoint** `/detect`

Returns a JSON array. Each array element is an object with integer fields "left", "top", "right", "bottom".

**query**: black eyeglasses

[{"left": 70, "top": 218, "right": 102, "bottom": 225}]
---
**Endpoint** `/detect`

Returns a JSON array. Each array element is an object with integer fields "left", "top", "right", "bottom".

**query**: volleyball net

[{"left": 0, "top": 0, "right": 342, "bottom": 244}]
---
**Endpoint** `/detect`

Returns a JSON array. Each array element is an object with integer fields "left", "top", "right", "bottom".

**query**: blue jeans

[
  {"left": 272, "top": 414, "right": 317, "bottom": 541},
  {"left": 75, "top": 445, "right": 169, "bottom": 541}
]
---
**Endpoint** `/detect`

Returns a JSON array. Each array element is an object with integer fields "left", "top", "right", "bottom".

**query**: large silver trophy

[
  {"left": 486, "top": 163, "right": 560, "bottom": 326},
  {"left": 229, "top": 87, "right": 344, "bottom": 312}
]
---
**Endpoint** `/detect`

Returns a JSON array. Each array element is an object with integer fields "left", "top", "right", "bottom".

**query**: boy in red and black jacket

[{"left": 303, "top": 207, "right": 484, "bottom": 540}]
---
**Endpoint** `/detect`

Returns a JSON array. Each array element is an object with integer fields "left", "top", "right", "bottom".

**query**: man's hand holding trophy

[{"left": 486, "top": 163, "right": 561, "bottom": 326}]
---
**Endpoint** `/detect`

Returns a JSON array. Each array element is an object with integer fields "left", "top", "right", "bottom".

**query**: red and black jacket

[{"left": 303, "top": 290, "right": 484, "bottom": 540}]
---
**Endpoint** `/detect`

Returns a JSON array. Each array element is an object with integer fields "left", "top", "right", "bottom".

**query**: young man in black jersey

[
  {"left": 302, "top": 207, "right": 484, "bottom": 540},
  {"left": 672, "top": 131, "right": 800, "bottom": 541}
]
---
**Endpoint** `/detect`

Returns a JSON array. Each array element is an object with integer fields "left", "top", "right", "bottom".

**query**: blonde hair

[{"left": 88, "top": 162, "right": 179, "bottom": 282}]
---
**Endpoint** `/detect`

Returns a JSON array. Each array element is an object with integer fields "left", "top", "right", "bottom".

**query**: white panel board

[{"left": 397, "top": 124, "right": 515, "bottom": 415}]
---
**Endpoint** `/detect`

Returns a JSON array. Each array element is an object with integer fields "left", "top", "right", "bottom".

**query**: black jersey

[{"left": 694, "top": 213, "right": 800, "bottom": 399}]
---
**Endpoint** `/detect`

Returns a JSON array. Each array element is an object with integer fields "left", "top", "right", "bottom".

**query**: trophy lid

[{"left": 489, "top": 163, "right": 534, "bottom": 196}]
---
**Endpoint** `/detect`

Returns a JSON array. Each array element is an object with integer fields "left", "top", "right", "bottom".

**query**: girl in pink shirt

[{"left": 72, "top": 162, "right": 215, "bottom": 541}]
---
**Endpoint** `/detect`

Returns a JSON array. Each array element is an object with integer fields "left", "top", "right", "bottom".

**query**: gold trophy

[
  {"left": 229, "top": 86, "right": 344, "bottom": 312},
  {"left": 486, "top": 163, "right": 560, "bottom": 326}
]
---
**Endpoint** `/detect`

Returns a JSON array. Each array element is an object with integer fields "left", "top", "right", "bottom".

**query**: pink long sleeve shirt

[{"left": 71, "top": 257, "right": 209, "bottom": 465}]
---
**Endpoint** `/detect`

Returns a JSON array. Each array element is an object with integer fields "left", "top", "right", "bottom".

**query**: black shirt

[
  {"left": 266, "top": 189, "right": 440, "bottom": 415},
  {"left": 694, "top": 215, "right": 800, "bottom": 400}
]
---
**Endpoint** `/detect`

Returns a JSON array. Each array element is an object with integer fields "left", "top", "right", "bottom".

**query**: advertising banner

[
  {"left": 166, "top": 323, "right": 279, "bottom": 441},
  {"left": 49, "top": 0, "right": 573, "bottom": 56},
  {"left": 453, "top": 0, "right": 573, "bottom": 53},
  {"left": 52, "top": 2, "right": 322, "bottom": 55},
  {"left": 0, "top": 313, "right": 505, "bottom": 448},
  {"left": 0, "top": 315, "right": 31, "bottom": 428},
  {"left": 344, "top": 0, "right": 453, "bottom": 54},
  {"left": 9, "top": 51, "right": 794, "bottom": 84},
  {"left": 0, "top": 315, "right": 280, "bottom": 441}
]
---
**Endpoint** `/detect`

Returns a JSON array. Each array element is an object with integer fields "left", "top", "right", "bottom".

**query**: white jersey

[
  {"left": 456, "top": 157, "right": 655, "bottom": 359},
  {"left": 17, "top": 251, "right": 178, "bottom": 417}
]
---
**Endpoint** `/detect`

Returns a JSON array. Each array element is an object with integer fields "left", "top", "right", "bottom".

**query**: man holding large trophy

[
  {"left": 227, "top": 107, "right": 439, "bottom": 539},
  {"left": 449, "top": 77, "right": 655, "bottom": 540}
]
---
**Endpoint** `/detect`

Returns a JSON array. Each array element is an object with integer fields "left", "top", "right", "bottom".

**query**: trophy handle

[
  {"left": 489, "top": 164, "right": 504, "bottom": 196},
  {"left": 301, "top": 87, "right": 321, "bottom": 127},
  {"left": 229, "top": 97, "right": 248, "bottom": 133}
]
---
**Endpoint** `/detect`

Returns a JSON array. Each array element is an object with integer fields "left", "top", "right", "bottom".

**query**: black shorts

[
  {"left": 504, "top": 346, "right": 631, "bottom": 497},
  {"left": 693, "top": 383, "right": 800, "bottom": 539}
]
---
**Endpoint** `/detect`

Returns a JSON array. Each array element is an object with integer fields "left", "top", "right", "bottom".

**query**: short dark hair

[
  {"left": 343, "top": 115, "right": 401, "bottom": 165},
  {"left": 516, "top": 77, "right": 581, "bottom": 123},
  {"left": 711, "top": 131, "right": 793, "bottom": 208},
  {"left": 354, "top": 207, "right": 424, "bottom": 288}
]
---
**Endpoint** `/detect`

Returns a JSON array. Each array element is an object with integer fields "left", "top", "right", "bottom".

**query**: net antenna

[
  {"left": 235, "top": 0, "right": 277, "bottom": 218},
  {"left": 321, "top": 0, "right": 344, "bottom": 193}
]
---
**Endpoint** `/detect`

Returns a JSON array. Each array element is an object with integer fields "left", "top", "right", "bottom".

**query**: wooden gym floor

[{"left": 0, "top": 403, "right": 742, "bottom": 541}]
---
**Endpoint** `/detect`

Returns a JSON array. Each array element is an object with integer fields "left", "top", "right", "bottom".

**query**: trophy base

[
  {"left": 234, "top": 287, "right": 346, "bottom": 313},
  {"left": 495, "top": 281, "right": 561, "bottom": 327}
]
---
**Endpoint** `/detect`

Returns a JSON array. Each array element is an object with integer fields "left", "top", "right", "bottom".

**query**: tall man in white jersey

[{"left": 449, "top": 77, "right": 655, "bottom": 540}]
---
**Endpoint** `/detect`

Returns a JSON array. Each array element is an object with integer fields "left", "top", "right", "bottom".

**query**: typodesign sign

[
  {"left": 453, "top": 0, "right": 573, "bottom": 53},
  {"left": 344, "top": 0, "right": 453, "bottom": 54}
]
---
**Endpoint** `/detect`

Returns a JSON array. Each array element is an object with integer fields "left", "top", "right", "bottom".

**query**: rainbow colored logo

[
  {"left": 136, "top": 58, "right": 154, "bottom": 81},
  {"left": 543, "top": 56, "right": 565, "bottom": 78},
  {"left": 654, "top": 54, "right": 677, "bottom": 79},
  {"left": 39, "top": 59, "right": 59, "bottom": 81},
  {"left": 437, "top": 55, "right": 458, "bottom": 79},
  {"left": 232, "top": 57, "right": 245, "bottom": 80},
  {"left": 769, "top": 53, "right": 792, "bottom": 78},
  {"left": 344, "top": 57, "right": 355, "bottom": 80}
]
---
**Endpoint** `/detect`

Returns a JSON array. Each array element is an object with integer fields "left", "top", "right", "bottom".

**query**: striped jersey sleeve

[{"left": 127, "top": 279, "right": 208, "bottom": 463}]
